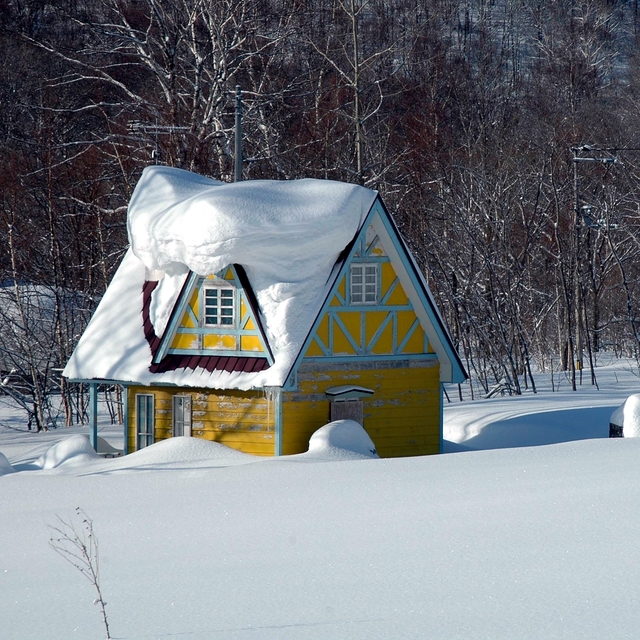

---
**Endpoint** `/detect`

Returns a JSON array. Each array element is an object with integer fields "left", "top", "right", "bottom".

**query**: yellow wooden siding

[
  {"left": 370, "top": 321, "right": 394, "bottom": 354},
  {"left": 127, "top": 386, "right": 275, "bottom": 456},
  {"left": 203, "top": 334, "right": 237, "bottom": 350},
  {"left": 364, "top": 311, "right": 387, "bottom": 346},
  {"left": 282, "top": 362, "right": 440, "bottom": 457},
  {"left": 380, "top": 262, "right": 396, "bottom": 299},
  {"left": 186, "top": 289, "right": 200, "bottom": 323},
  {"left": 170, "top": 332, "right": 198, "bottom": 350},
  {"left": 332, "top": 324, "right": 355, "bottom": 355},
  {"left": 396, "top": 311, "right": 425, "bottom": 354},
  {"left": 315, "top": 314, "right": 329, "bottom": 345},
  {"left": 302, "top": 248, "right": 429, "bottom": 358},
  {"left": 304, "top": 339, "right": 325, "bottom": 357},
  {"left": 240, "top": 335, "right": 263, "bottom": 351},
  {"left": 383, "top": 274, "right": 410, "bottom": 308}
]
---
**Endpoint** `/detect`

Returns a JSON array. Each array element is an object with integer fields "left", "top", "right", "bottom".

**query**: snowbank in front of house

[
  {"left": 65, "top": 167, "right": 377, "bottom": 390},
  {"left": 35, "top": 435, "right": 98, "bottom": 469},
  {"left": 303, "top": 419, "right": 379, "bottom": 460},
  {"left": 7, "top": 414, "right": 640, "bottom": 639},
  {"left": 29, "top": 433, "right": 257, "bottom": 474},
  {"left": 120, "top": 436, "right": 256, "bottom": 468},
  {"left": 6, "top": 360, "right": 640, "bottom": 639},
  {"left": 16, "top": 420, "right": 378, "bottom": 474}
]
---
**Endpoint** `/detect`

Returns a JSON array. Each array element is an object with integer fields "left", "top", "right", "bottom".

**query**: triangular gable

[
  {"left": 153, "top": 264, "right": 274, "bottom": 366},
  {"left": 287, "top": 197, "right": 466, "bottom": 385}
]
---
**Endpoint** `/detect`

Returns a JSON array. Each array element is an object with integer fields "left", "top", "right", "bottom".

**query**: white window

[
  {"left": 202, "top": 286, "right": 235, "bottom": 327},
  {"left": 172, "top": 395, "right": 192, "bottom": 437},
  {"left": 350, "top": 263, "right": 378, "bottom": 305},
  {"left": 135, "top": 394, "right": 154, "bottom": 450}
]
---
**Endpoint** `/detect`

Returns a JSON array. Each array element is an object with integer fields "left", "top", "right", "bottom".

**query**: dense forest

[{"left": 2, "top": 0, "right": 640, "bottom": 428}]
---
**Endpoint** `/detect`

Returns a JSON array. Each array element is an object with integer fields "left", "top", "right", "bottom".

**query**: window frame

[
  {"left": 349, "top": 262, "right": 379, "bottom": 306},
  {"left": 172, "top": 395, "right": 192, "bottom": 438},
  {"left": 135, "top": 393, "right": 154, "bottom": 450},
  {"left": 201, "top": 283, "right": 236, "bottom": 328}
]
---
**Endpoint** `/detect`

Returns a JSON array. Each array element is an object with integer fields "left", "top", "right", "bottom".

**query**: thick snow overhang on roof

[{"left": 63, "top": 167, "right": 378, "bottom": 390}]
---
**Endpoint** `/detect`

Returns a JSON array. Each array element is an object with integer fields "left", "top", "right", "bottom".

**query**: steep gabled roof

[
  {"left": 63, "top": 167, "right": 378, "bottom": 390},
  {"left": 64, "top": 166, "right": 465, "bottom": 390},
  {"left": 285, "top": 198, "right": 466, "bottom": 385}
]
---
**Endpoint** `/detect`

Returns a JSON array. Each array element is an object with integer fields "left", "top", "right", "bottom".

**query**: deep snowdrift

[
  {"left": 35, "top": 434, "right": 99, "bottom": 469},
  {"left": 10, "top": 419, "right": 380, "bottom": 475},
  {"left": 4, "top": 358, "right": 640, "bottom": 639}
]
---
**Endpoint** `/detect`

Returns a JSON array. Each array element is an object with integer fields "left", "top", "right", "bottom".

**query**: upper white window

[
  {"left": 350, "top": 263, "right": 378, "bottom": 305},
  {"left": 202, "top": 286, "right": 235, "bottom": 327}
]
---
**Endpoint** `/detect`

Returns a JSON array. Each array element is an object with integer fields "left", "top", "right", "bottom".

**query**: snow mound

[
  {"left": 0, "top": 452, "right": 15, "bottom": 475},
  {"left": 305, "top": 420, "right": 379, "bottom": 460},
  {"left": 122, "top": 436, "right": 257, "bottom": 467},
  {"left": 611, "top": 394, "right": 640, "bottom": 437},
  {"left": 35, "top": 435, "right": 99, "bottom": 470}
]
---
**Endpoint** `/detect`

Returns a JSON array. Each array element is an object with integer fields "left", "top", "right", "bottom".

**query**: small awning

[{"left": 325, "top": 385, "right": 375, "bottom": 401}]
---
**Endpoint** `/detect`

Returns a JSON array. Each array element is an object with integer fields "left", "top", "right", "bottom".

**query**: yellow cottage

[{"left": 64, "top": 166, "right": 466, "bottom": 458}]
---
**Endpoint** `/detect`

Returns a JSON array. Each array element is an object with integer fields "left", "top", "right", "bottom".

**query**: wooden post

[
  {"left": 89, "top": 382, "right": 98, "bottom": 451},
  {"left": 122, "top": 385, "right": 129, "bottom": 456}
]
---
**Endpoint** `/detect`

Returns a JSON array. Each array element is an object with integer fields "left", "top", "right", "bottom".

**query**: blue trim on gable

[
  {"left": 284, "top": 205, "right": 380, "bottom": 387},
  {"left": 155, "top": 271, "right": 200, "bottom": 363},
  {"left": 285, "top": 195, "right": 466, "bottom": 387},
  {"left": 371, "top": 199, "right": 467, "bottom": 383},
  {"left": 397, "top": 317, "right": 420, "bottom": 353},
  {"left": 332, "top": 312, "right": 363, "bottom": 354},
  {"left": 275, "top": 390, "right": 283, "bottom": 456},
  {"left": 122, "top": 386, "right": 129, "bottom": 456},
  {"left": 303, "top": 353, "right": 438, "bottom": 364},
  {"left": 366, "top": 311, "right": 393, "bottom": 352},
  {"left": 380, "top": 277, "right": 399, "bottom": 305},
  {"left": 439, "top": 383, "right": 444, "bottom": 454}
]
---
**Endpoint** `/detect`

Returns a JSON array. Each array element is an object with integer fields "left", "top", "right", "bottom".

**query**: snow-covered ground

[{"left": 1, "top": 357, "right": 640, "bottom": 639}]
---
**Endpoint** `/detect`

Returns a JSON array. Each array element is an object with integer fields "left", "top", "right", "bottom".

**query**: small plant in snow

[{"left": 49, "top": 507, "right": 111, "bottom": 639}]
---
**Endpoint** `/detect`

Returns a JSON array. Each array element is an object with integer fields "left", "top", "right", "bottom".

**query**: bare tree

[{"left": 49, "top": 508, "right": 111, "bottom": 640}]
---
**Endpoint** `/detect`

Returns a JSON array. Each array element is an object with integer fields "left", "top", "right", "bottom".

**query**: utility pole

[
  {"left": 571, "top": 147, "right": 582, "bottom": 390},
  {"left": 570, "top": 145, "right": 620, "bottom": 389}
]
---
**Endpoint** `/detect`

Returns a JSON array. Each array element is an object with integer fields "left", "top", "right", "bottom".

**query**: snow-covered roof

[{"left": 64, "top": 166, "right": 378, "bottom": 390}]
